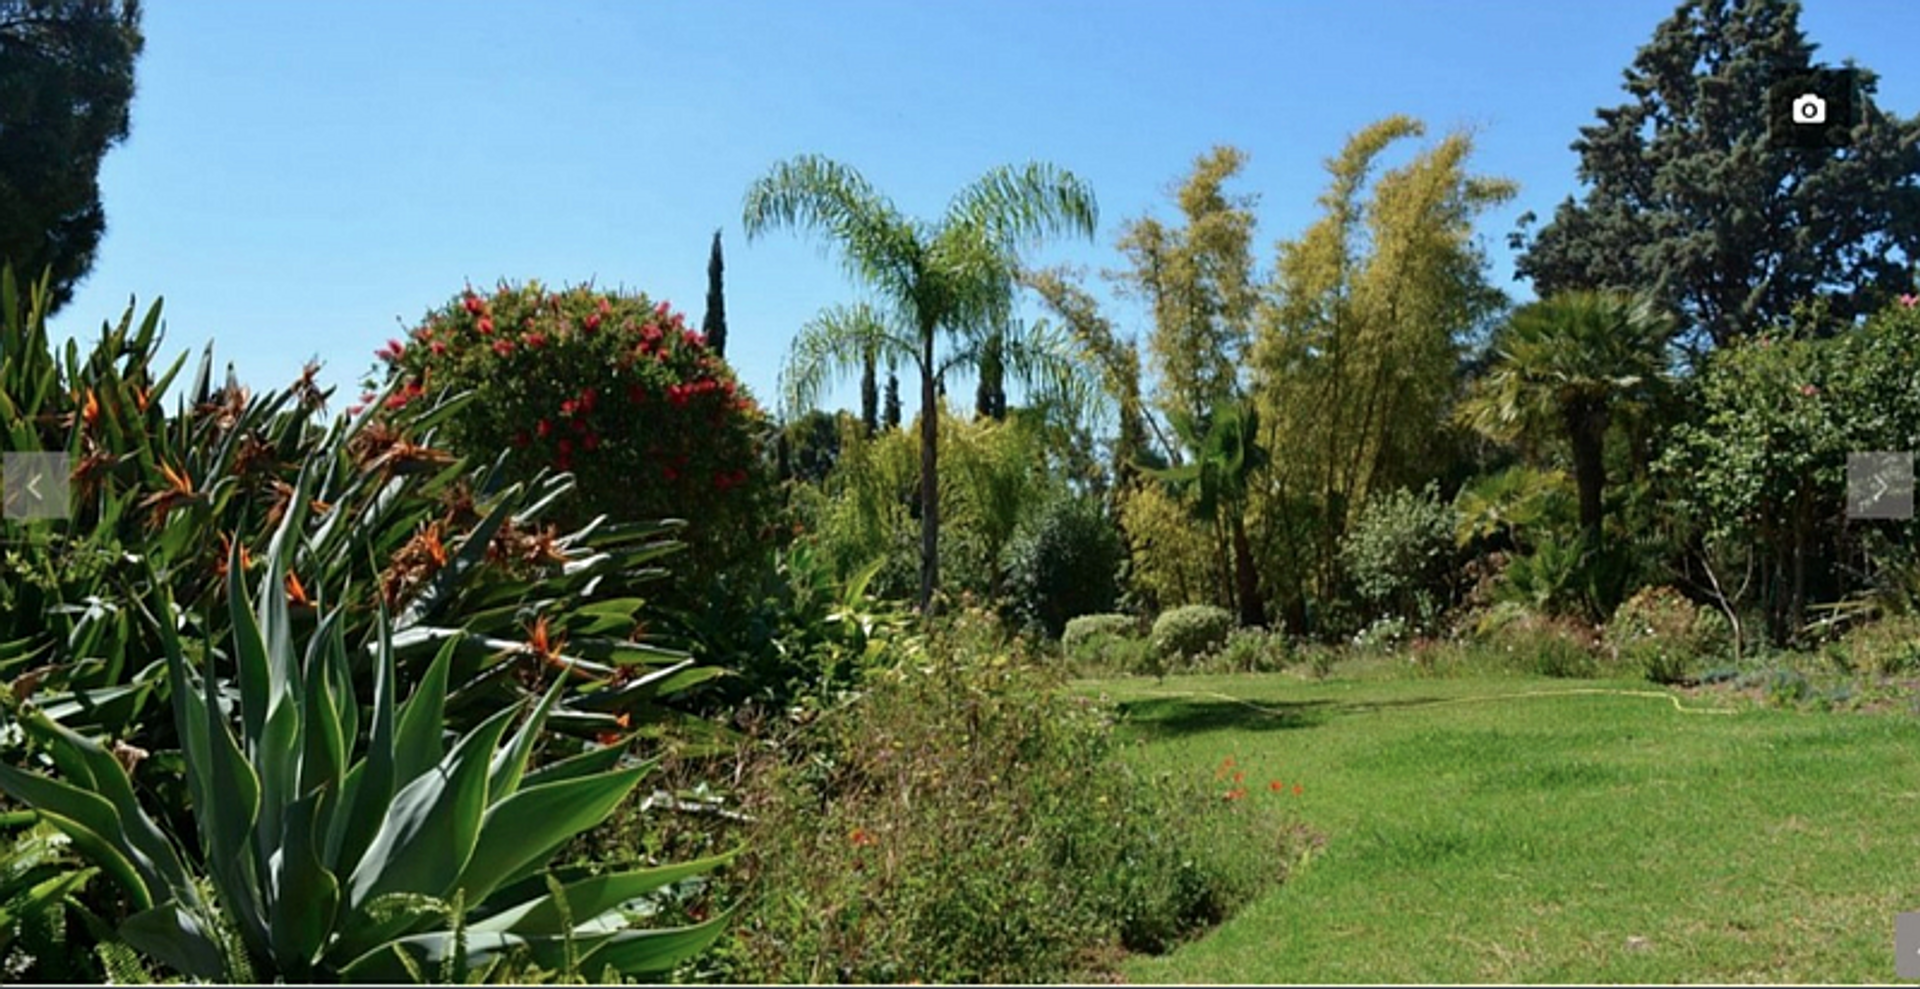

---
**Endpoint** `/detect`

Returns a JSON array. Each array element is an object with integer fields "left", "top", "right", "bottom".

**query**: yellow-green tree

[{"left": 1251, "top": 117, "right": 1514, "bottom": 628}]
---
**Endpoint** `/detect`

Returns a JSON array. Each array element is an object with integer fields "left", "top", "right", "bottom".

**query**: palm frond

[
  {"left": 780, "top": 303, "right": 918, "bottom": 419},
  {"left": 943, "top": 162, "right": 1099, "bottom": 253},
  {"left": 742, "top": 155, "right": 923, "bottom": 305},
  {"left": 937, "top": 317, "right": 1099, "bottom": 429}
]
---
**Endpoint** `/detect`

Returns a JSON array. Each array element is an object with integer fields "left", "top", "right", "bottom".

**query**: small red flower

[
  {"left": 463, "top": 295, "right": 485, "bottom": 315},
  {"left": 536, "top": 418, "right": 553, "bottom": 438},
  {"left": 1224, "top": 788, "right": 1247, "bottom": 802},
  {"left": 654, "top": 301, "right": 670, "bottom": 319},
  {"left": 1269, "top": 780, "right": 1284, "bottom": 792},
  {"left": 850, "top": 827, "right": 877, "bottom": 848},
  {"left": 477, "top": 316, "right": 495, "bottom": 335},
  {"left": 526, "top": 332, "right": 549, "bottom": 349},
  {"left": 1293, "top": 783, "right": 1303, "bottom": 796},
  {"left": 1233, "top": 771, "right": 1245, "bottom": 784},
  {"left": 429, "top": 340, "right": 448, "bottom": 356},
  {"left": 492, "top": 338, "right": 514, "bottom": 357},
  {"left": 578, "top": 387, "right": 597, "bottom": 413},
  {"left": 584, "top": 312, "right": 602, "bottom": 332}
]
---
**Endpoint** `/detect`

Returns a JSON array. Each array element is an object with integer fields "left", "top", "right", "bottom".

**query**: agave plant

[
  {"left": 1, "top": 265, "right": 714, "bottom": 752},
  {"left": 0, "top": 509, "right": 733, "bottom": 982}
]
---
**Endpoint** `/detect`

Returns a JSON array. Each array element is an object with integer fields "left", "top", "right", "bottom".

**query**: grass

[{"left": 1074, "top": 668, "right": 1920, "bottom": 983}]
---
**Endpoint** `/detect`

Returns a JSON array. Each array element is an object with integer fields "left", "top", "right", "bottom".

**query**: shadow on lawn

[{"left": 1116, "top": 695, "right": 1334, "bottom": 738}]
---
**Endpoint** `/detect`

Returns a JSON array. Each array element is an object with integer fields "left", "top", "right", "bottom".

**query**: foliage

[
  {"left": 1452, "top": 466, "right": 1575, "bottom": 551},
  {"left": 1022, "top": 266, "right": 1166, "bottom": 493},
  {"left": 1339, "top": 483, "right": 1459, "bottom": 629},
  {"left": 719, "top": 615, "right": 1299, "bottom": 982},
  {"left": 373, "top": 279, "right": 772, "bottom": 584},
  {"left": 1150, "top": 605, "right": 1235, "bottom": 669},
  {"left": 1061, "top": 614, "right": 1142, "bottom": 652},
  {"left": 0, "top": 0, "right": 144, "bottom": 314},
  {"left": 1251, "top": 117, "right": 1514, "bottom": 622},
  {"left": 1513, "top": 0, "right": 1920, "bottom": 350},
  {"left": 744, "top": 154, "right": 1099, "bottom": 611},
  {"left": 1116, "top": 145, "right": 1259, "bottom": 436},
  {"left": 0, "top": 811, "right": 99, "bottom": 983},
  {"left": 703, "top": 229, "right": 728, "bottom": 358},
  {"left": 1117, "top": 479, "right": 1224, "bottom": 615},
  {"left": 1824, "top": 615, "right": 1920, "bottom": 678},
  {"left": 1605, "top": 585, "right": 1723, "bottom": 684},
  {"left": 1001, "top": 496, "right": 1125, "bottom": 638},
  {"left": 1467, "top": 603, "right": 1601, "bottom": 678},
  {"left": 1209, "top": 627, "right": 1289, "bottom": 674},
  {"left": 0, "top": 269, "right": 694, "bottom": 752},
  {"left": 0, "top": 528, "right": 731, "bottom": 982},
  {"left": 1457, "top": 290, "right": 1674, "bottom": 540}
]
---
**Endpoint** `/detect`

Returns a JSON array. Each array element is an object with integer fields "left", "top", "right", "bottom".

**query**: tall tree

[
  {"left": 1115, "top": 145, "right": 1260, "bottom": 441},
  {"left": 859, "top": 349, "right": 879, "bottom": 436},
  {"left": 1513, "top": 0, "right": 1920, "bottom": 351},
  {"left": 745, "top": 155, "right": 1097, "bottom": 612},
  {"left": 1457, "top": 290, "right": 1674, "bottom": 545},
  {"left": 0, "top": 0, "right": 144, "bottom": 314},
  {"left": 882, "top": 367, "right": 901, "bottom": 431},
  {"left": 1252, "top": 117, "right": 1513, "bottom": 626},
  {"left": 1151, "top": 399, "right": 1269, "bottom": 627},
  {"left": 974, "top": 326, "right": 1006, "bottom": 420},
  {"left": 702, "top": 228, "right": 727, "bottom": 357}
]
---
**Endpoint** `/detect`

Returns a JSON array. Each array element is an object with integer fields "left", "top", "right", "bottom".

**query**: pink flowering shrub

[{"left": 368, "top": 279, "right": 771, "bottom": 574}]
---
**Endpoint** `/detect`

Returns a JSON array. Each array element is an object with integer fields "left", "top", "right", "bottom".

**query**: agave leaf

[
  {"left": 119, "top": 901, "right": 227, "bottom": 981},
  {"left": 267, "top": 790, "right": 339, "bottom": 975},
  {"left": 572, "top": 911, "right": 735, "bottom": 976},
  {"left": 336, "top": 928, "right": 529, "bottom": 984},
  {"left": 327, "top": 606, "right": 400, "bottom": 875},
  {"left": 470, "top": 848, "right": 738, "bottom": 935},
  {"left": 344, "top": 702, "right": 516, "bottom": 910},
  {"left": 457, "top": 764, "right": 649, "bottom": 908},
  {"left": 487, "top": 673, "right": 565, "bottom": 803},
  {"left": 519, "top": 745, "right": 645, "bottom": 790},
  {"left": 391, "top": 633, "right": 456, "bottom": 787},
  {"left": 0, "top": 778, "right": 149, "bottom": 910}
]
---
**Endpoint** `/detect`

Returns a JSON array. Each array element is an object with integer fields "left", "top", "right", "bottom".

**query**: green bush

[
  {"left": 1339, "top": 483, "right": 1458, "bottom": 627},
  {"left": 718, "top": 618, "right": 1305, "bottom": 983},
  {"left": 1829, "top": 615, "right": 1920, "bottom": 677},
  {"left": 1151, "top": 605, "right": 1236, "bottom": 668},
  {"left": 1606, "top": 585, "right": 1716, "bottom": 684},
  {"left": 1062, "top": 613, "right": 1141, "bottom": 651},
  {"left": 1002, "top": 496, "right": 1125, "bottom": 638},
  {"left": 1472, "top": 605, "right": 1601, "bottom": 678},
  {"left": 1207, "top": 627, "right": 1289, "bottom": 674}
]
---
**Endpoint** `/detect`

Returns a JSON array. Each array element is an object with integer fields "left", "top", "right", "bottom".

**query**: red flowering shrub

[{"left": 369, "top": 279, "right": 770, "bottom": 576}]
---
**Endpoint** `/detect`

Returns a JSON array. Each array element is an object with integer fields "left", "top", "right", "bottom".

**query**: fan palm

[
  {"left": 744, "top": 155, "right": 1098, "bottom": 612},
  {"left": 1458, "top": 290, "right": 1673, "bottom": 544},
  {"left": 1149, "top": 398, "right": 1268, "bottom": 626}
]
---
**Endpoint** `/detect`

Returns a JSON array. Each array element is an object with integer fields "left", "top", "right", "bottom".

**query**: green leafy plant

[
  {"left": 1001, "top": 495, "right": 1125, "bottom": 638},
  {"left": 1339, "top": 483, "right": 1458, "bottom": 629},
  {"left": 1150, "top": 605, "right": 1235, "bottom": 670},
  {"left": 1606, "top": 585, "right": 1721, "bottom": 684},
  {"left": 0, "top": 811, "right": 99, "bottom": 982},
  {"left": 1061, "top": 614, "right": 1140, "bottom": 652},
  {"left": 0, "top": 513, "right": 733, "bottom": 982}
]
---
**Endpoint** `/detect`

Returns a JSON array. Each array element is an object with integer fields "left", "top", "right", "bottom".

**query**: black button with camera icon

[{"left": 1768, "top": 67, "right": 1857, "bottom": 151}]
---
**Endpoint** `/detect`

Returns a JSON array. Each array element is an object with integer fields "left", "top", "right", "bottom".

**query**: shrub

[
  {"left": 1208, "top": 627, "right": 1289, "bottom": 673},
  {"left": 1062, "top": 613, "right": 1142, "bottom": 650},
  {"left": 1828, "top": 615, "right": 1920, "bottom": 677},
  {"left": 374, "top": 280, "right": 773, "bottom": 580},
  {"left": 1118, "top": 481, "right": 1222, "bottom": 614},
  {"left": 1151, "top": 605, "right": 1235, "bottom": 668},
  {"left": 1339, "top": 483, "right": 1458, "bottom": 627},
  {"left": 1002, "top": 496, "right": 1125, "bottom": 638},
  {"left": 1606, "top": 585, "right": 1716, "bottom": 684},
  {"left": 1472, "top": 605, "right": 1601, "bottom": 678},
  {"left": 718, "top": 631, "right": 1305, "bottom": 983}
]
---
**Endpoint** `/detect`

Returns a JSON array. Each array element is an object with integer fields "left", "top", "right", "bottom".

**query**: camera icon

[{"left": 1792, "top": 92, "right": 1827, "bottom": 125}]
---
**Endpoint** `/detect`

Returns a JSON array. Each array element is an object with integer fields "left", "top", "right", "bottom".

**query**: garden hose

[{"left": 1132, "top": 686, "right": 1739, "bottom": 717}]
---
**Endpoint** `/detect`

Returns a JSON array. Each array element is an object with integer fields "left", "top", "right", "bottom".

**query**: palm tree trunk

[
  {"left": 1565, "top": 400, "right": 1608, "bottom": 545},
  {"left": 1231, "top": 507, "right": 1265, "bottom": 627},
  {"left": 919, "top": 325, "right": 940, "bottom": 616}
]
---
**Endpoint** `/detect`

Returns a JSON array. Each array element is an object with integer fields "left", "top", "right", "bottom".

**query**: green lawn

[{"left": 1074, "top": 671, "right": 1920, "bottom": 984}]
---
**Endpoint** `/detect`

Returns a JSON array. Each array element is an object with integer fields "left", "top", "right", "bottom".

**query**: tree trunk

[
  {"left": 1565, "top": 400, "right": 1608, "bottom": 545},
  {"left": 1231, "top": 508, "right": 1266, "bottom": 627},
  {"left": 918, "top": 328, "right": 940, "bottom": 616}
]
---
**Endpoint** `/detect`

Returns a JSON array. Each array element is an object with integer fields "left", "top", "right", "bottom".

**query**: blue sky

[{"left": 47, "top": 0, "right": 1920, "bottom": 418}]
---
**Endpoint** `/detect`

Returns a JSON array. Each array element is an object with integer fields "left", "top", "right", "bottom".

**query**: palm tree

[
  {"left": 744, "top": 155, "right": 1098, "bottom": 613},
  {"left": 1458, "top": 290, "right": 1673, "bottom": 545},
  {"left": 1150, "top": 398, "right": 1268, "bottom": 627}
]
